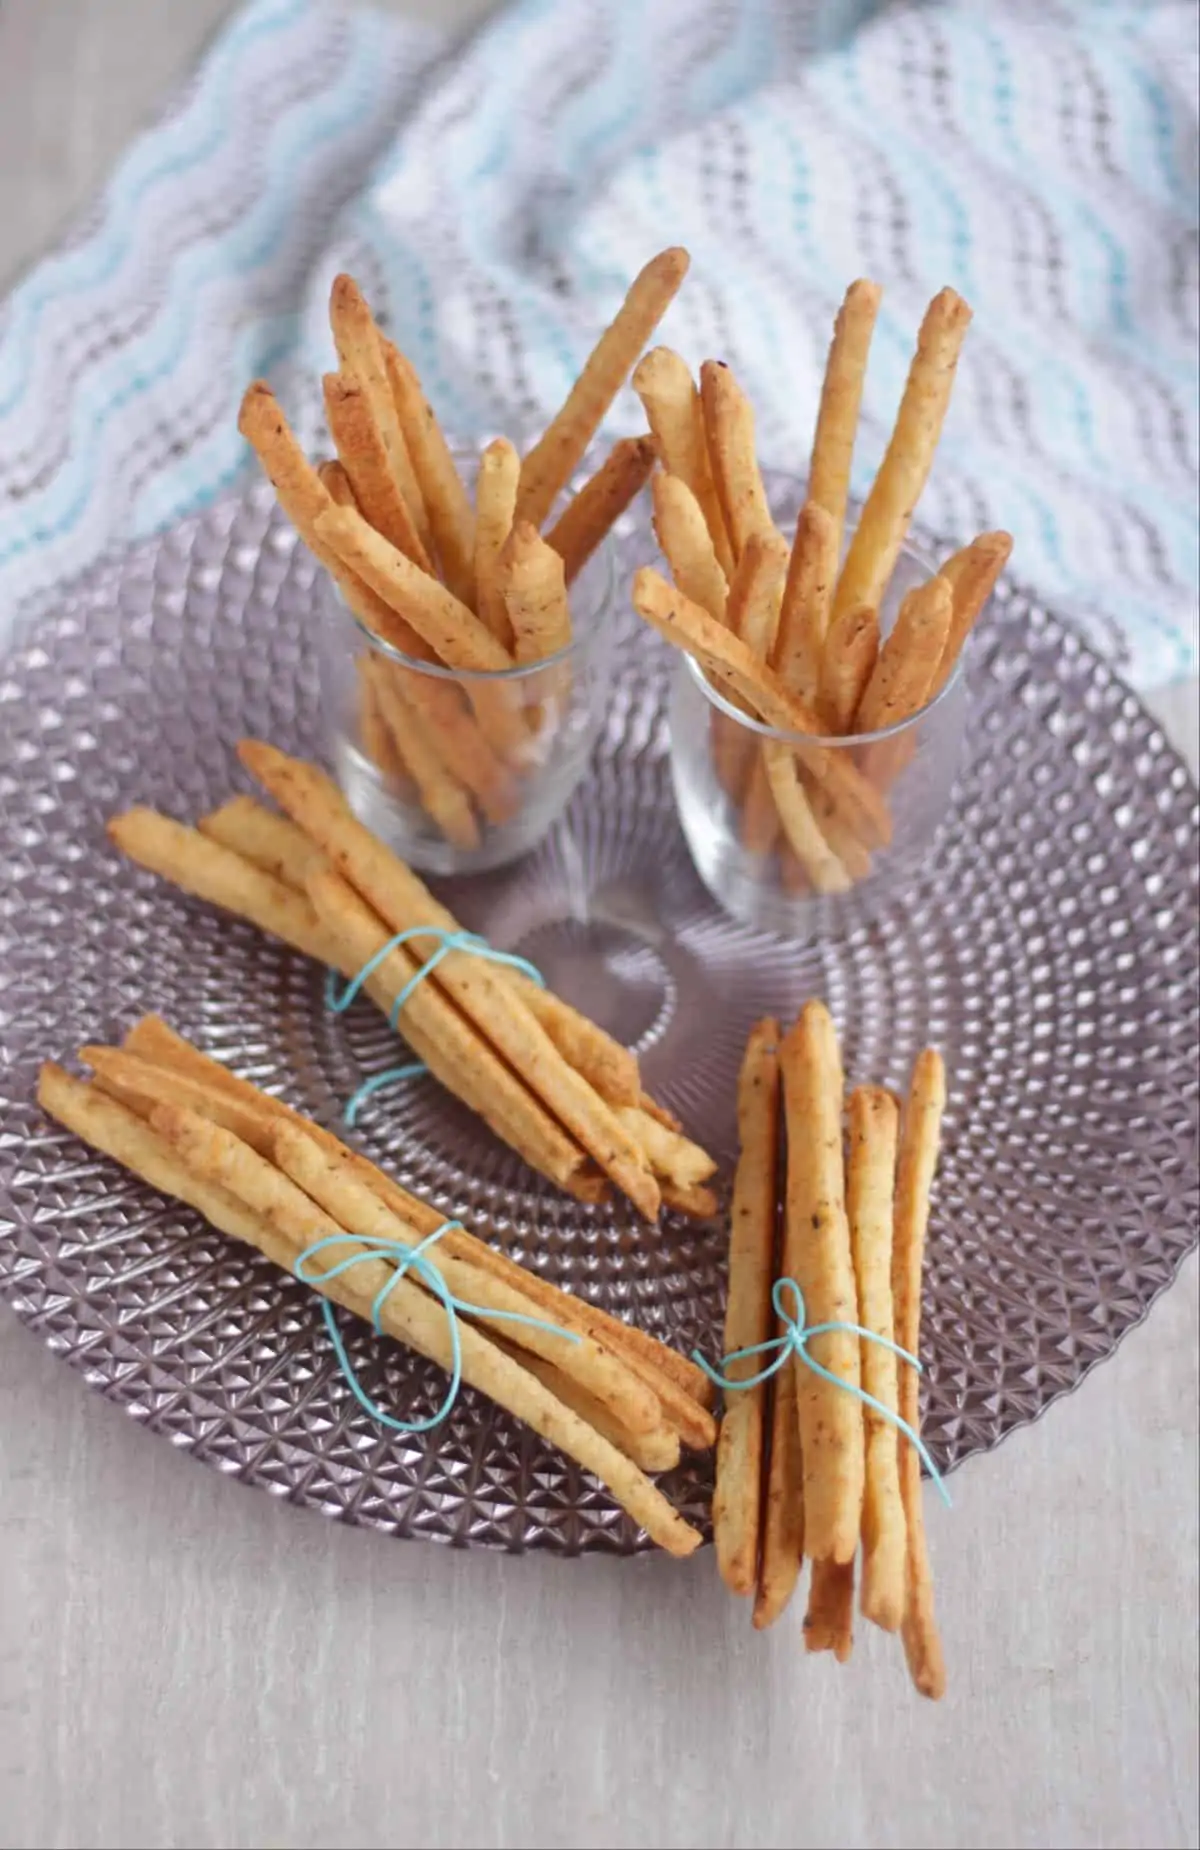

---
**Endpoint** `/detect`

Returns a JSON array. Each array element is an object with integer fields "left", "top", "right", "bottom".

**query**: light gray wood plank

[{"left": 1, "top": 5, "right": 1196, "bottom": 1849}]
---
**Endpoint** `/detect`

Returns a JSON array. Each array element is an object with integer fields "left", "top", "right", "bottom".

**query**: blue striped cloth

[{"left": 1, "top": 0, "right": 1195, "bottom": 686}]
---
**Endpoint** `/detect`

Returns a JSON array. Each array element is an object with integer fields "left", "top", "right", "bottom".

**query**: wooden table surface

[{"left": 1, "top": 5, "right": 1197, "bottom": 1848}]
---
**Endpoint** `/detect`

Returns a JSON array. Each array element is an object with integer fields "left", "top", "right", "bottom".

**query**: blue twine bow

[
  {"left": 295, "top": 1220, "right": 580, "bottom": 1436},
  {"left": 325, "top": 925, "right": 546, "bottom": 1127},
  {"left": 693, "top": 1277, "right": 951, "bottom": 1505}
]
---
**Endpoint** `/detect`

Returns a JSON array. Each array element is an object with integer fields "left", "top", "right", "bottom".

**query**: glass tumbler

[
  {"left": 668, "top": 530, "right": 970, "bottom": 938},
  {"left": 319, "top": 468, "right": 617, "bottom": 876}
]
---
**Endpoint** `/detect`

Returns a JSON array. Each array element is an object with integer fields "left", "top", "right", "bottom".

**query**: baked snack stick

[
  {"left": 832, "top": 288, "right": 972, "bottom": 623},
  {"left": 806, "top": 279, "right": 882, "bottom": 566},
  {"left": 516, "top": 247, "right": 690, "bottom": 527},
  {"left": 713, "top": 1020, "right": 780, "bottom": 1597},
  {"left": 383, "top": 339, "right": 477, "bottom": 608},
  {"left": 328, "top": 272, "right": 434, "bottom": 559},
  {"left": 699, "top": 360, "right": 777, "bottom": 561},
  {"left": 323, "top": 370, "right": 433, "bottom": 571},
  {"left": 81, "top": 1039, "right": 663, "bottom": 1443},
  {"left": 145, "top": 1100, "right": 703, "bottom": 1558},
  {"left": 893, "top": 1049, "right": 948, "bottom": 1699},
  {"left": 633, "top": 345, "right": 733, "bottom": 577},
  {"left": 779, "top": 1001, "right": 864, "bottom": 1564},
  {"left": 119, "top": 1016, "right": 715, "bottom": 1433},
  {"left": 105, "top": 806, "right": 601, "bottom": 1200},
  {"left": 239, "top": 743, "right": 662, "bottom": 1221},
  {"left": 847, "top": 1085, "right": 907, "bottom": 1632},
  {"left": 195, "top": 793, "right": 638, "bottom": 1110},
  {"left": 631, "top": 568, "right": 893, "bottom": 852},
  {"left": 544, "top": 435, "right": 657, "bottom": 584}
]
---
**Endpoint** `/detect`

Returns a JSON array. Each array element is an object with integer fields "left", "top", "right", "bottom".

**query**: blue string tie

[
  {"left": 294, "top": 1220, "right": 580, "bottom": 1436},
  {"left": 325, "top": 925, "right": 546, "bottom": 1127},
  {"left": 693, "top": 1277, "right": 950, "bottom": 1506}
]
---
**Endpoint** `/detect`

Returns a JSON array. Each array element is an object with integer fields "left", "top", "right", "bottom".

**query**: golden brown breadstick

[
  {"left": 38, "top": 1064, "right": 277, "bottom": 1256},
  {"left": 356, "top": 658, "right": 410, "bottom": 785},
  {"left": 239, "top": 382, "right": 426, "bottom": 660},
  {"left": 369, "top": 658, "right": 518, "bottom": 828},
  {"left": 328, "top": 273, "right": 433, "bottom": 557},
  {"left": 273, "top": 1119, "right": 664, "bottom": 1437},
  {"left": 762, "top": 747, "right": 852, "bottom": 894},
  {"left": 314, "top": 503, "right": 526, "bottom": 757},
  {"left": 804, "top": 1558, "right": 856, "bottom": 1661},
  {"left": 847, "top": 1085, "right": 906, "bottom": 1632},
  {"left": 150, "top": 1101, "right": 700, "bottom": 1557},
  {"left": 545, "top": 435, "right": 656, "bottom": 583},
  {"left": 314, "top": 503, "right": 512, "bottom": 673},
  {"left": 780, "top": 1002, "right": 864, "bottom": 1563},
  {"left": 727, "top": 528, "right": 790, "bottom": 662},
  {"left": 383, "top": 340, "right": 477, "bottom": 607},
  {"left": 317, "top": 457, "right": 361, "bottom": 510},
  {"left": 807, "top": 279, "right": 882, "bottom": 562},
  {"left": 713, "top": 1020, "right": 781, "bottom": 1597},
  {"left": 631, "top": 569, "right": 893, "bottom": 851},
  {"left": 751, "top": 1335, "right": 805, "bottom": 1629},
  {"left": 699, "top": 360, "right": 776, "bottom": 560},
  {"left": 497, "top": 519, "right": 573, "bottom": 662},
  {"left": 366, "top": 662, "right": 481, "bottom": 851},
  {"left": 650, "top": 471, "right": 729, "bottom": 624},
  {"left": 201, "top": 787, "right": 638, "bottom": 1112},
  {"left": 516, "top": 248, "right": 690, "bottom": 527},
  {"left": 833, "top": 288, "right": 972, "bottom": 622},
  {"left": 616, "top": 1108, "right": 717, "bottom": 1191},
  {"left": 854, "top": 575, "right": 952, "bottom": 734},
  {"left": 931, "top": 529, "right": 1012, "bottom": 693},
  {"left": 473, "top": 437, "right": 520, "bottom": 645},
  {"left": 515, "top": 989, "right": 640, "bottom": 1110},
  {"left": 774, "top": 501, "right": 839, "bottom": 704},
  {"left": 820, "top": 602, "right": 879, "bottom": 734},
  {"left": 83, "top": 1045, "right": 296, "bottom": 1162},
  {"left": 323, "top": 371, "right": 433, "bottom": 572},
  {"left": 120, "top": 1016, "right": 707, "bottom": 1424},
  {"left": 739, "top": 755, "right": 781, "bottom": 858},
  {"left": 894, "top": 1049, "right": 947, "bottom": 1699},
  {"left": 634, "top": 347, "right": 734, "bottom": 576},
  {"left": 107, "top": 807, "right": 336, "bottom": 965},
  {"left": 492, "top": 1341, "right": 681, "bottom": 1474},
  {"left": 321, "top": 461, "right": 487, "bottom": 778},
  {"left": 239, "top": 744, "right": 660, "bottom": 1219},
  {"left": 307, "top": 867, "right": 604, "bottom": 1202},
  {"left": 198, "top": 796, "right": 326, "bottom": 892},
  {"left": 804, "top": 775, "right": 873, "bottom": 884}
]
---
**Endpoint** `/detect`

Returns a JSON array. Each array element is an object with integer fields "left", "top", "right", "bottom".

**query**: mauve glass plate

[{"left": 0, "top": 479, "right": 1196, "bottom": 1553}]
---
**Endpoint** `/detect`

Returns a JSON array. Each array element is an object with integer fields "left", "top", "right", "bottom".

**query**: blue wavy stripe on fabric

[
  {"left": 0, "top": 0, "right": 308, "bottom": 419},
  {"left": 0, "top": 16, "right": 389, "bottom": 575}
]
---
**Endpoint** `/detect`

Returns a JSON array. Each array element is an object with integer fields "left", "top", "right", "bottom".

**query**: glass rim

[
  {"left": 683, "top": 644, "right": 965, "bottom": 747},
  {"left": 327, "top": 435, "right": 619, "bottom": 684}
]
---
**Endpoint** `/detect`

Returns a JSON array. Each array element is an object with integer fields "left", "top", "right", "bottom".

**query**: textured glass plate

[{"left": 0, "top": 480, "right": 1196, "bottom": 1554}]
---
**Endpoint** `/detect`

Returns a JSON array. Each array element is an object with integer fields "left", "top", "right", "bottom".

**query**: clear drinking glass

[
  {"left": 320, "top": 459, "right": 617, "bottom": 877},
  {"left": 668, "top": 527, "right": 970, "bottom": 938}
]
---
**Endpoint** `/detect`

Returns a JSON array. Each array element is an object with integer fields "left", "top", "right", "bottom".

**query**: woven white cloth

[{"left": 0, "top": 0, "right": 1195, "bottom": 684}]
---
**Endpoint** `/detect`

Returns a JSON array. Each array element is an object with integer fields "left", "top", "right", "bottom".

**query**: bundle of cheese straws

[
  {"left": 38, "top": 1028, "right": 712, "bottom": 1554},
  {"left": 107, "top": 743, "right": 718, "bottom": 1225},
  {"left": 709, "top": 1003, "right": 948, "bottom": 1699},
  {"left": 630, "top": 281, "right": 1012, "bottom": 894},
  {"left": 239, "top": 255, "right": 684, "bottom": 852}
]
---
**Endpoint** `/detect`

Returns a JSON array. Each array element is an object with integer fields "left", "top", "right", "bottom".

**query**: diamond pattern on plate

[{"left": 0, "top": 477, "right": 1196, "bottom": 1554}]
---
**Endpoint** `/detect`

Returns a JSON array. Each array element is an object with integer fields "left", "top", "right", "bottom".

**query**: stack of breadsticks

[
  {"left": 713, "top": 1003, "right": 947, "bottom": 1699},
  {"left": 38, "top": 1027, "right": 715, "bottom": 1554},
  {"left": 630, "top": 282, "right": 1012, "bottom": 895},
  {"left": 239, "top": 254, "right": 687, "bottom": 851},
  {"left": 106, "top": 744, "right": 718, "bottom": 1224}
]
